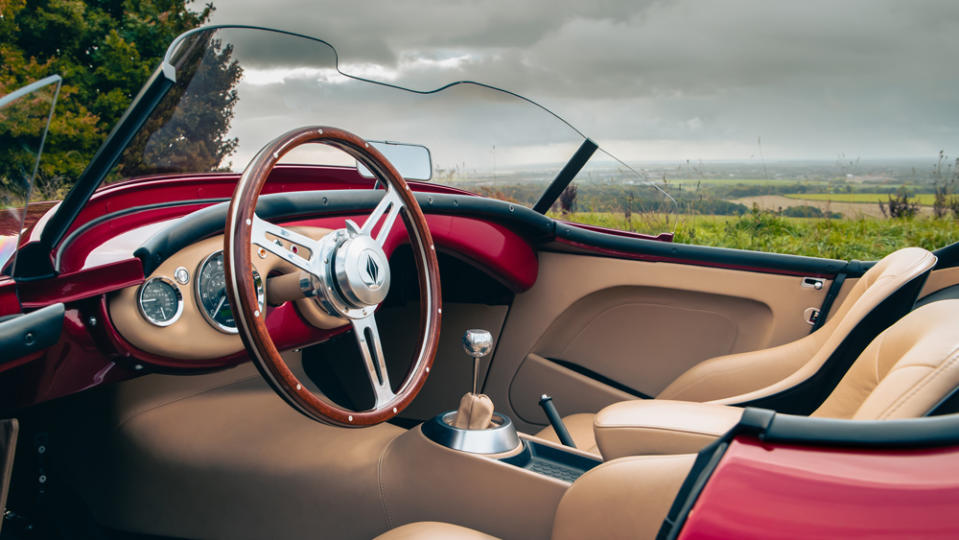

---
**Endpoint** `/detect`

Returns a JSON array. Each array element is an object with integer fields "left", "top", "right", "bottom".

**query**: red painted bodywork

[
  {"left": 0, "top": 279, "right": 19, "bottom": 316},
  {"left": 0, "top": 165, "right": 544, "bottom": 407},
  {"left": 678, "top": 436, "right": 959, "bottom": 539},
  {"left": 18, "top": 258, "right": 145, "bottom": 309}
]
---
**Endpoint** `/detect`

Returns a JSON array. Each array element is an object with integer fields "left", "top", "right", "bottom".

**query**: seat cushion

[
  {"left": 594, "top": 400, "right": 743, "bottom": 460},
  {"left": 814, "top": 299, "right": 959, "bottom": 419},
  {"left": 534, "top": 413, "right": 599, "bottom": 455},
  {"left": 374, "top": 521, "right": 499, "bottom": 540}
]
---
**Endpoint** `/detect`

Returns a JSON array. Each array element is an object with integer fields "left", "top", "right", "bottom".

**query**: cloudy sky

[{"left": 204, "top": 0, "right": 959, "bottom": 165}]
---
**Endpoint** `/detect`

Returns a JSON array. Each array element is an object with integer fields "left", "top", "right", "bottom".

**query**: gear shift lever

[
  {"left": 462, "top": 329, "right": 493, "bottom": 395},
  {"left": 422, "top": 328, "right": 520, "bottom": 453},
  {"left": 451, "top": 329, "right": 494, "bottom": 430}
]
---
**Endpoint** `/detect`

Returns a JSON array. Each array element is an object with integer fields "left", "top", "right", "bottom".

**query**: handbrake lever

[{"left": 538, "top": 394, "right": 577, "bottom": 449}]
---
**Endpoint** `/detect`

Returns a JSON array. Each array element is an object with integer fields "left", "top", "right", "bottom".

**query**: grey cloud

[{"left": 207, "top": 0, "right": 959, "bottom": 160}]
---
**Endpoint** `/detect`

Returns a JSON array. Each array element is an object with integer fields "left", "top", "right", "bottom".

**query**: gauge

[
  {"left": 137, "top": 277, "right": 183, "bottom": 327},
  {"left": 195, "top": 250, "right": 265, "bottom": 334}
]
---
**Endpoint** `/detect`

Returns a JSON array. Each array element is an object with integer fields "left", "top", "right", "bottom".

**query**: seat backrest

[
  {"left": 660, "top": 247, "right": 936, "bottom": 405},
  {"left": 813, "top": 299, "right": 959, "bottom": 419}
]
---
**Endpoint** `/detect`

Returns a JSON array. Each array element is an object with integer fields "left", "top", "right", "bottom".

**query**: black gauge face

[
  {"left": 138, "top": 278, "right": 182, "bottom": 326},
  {"left": 195, "top": 251, "right": 264, "bottom": 333}
]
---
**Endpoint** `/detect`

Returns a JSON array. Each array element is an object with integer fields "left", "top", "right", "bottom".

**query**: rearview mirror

[{"left": 357, "top": 141, "right": 432, "bottom": 181}]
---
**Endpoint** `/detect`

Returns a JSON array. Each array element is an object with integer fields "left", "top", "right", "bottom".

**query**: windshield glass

[
  {"left": 0, "top": 75, "right": 61, "bottom": 273},
  {"left": 107, "top": 26, "right": 678, "bottom": 236}
]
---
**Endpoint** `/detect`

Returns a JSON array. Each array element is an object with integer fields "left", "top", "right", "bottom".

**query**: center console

[{"left": 374, "top": 330, "right": 601, "bottom": 538}]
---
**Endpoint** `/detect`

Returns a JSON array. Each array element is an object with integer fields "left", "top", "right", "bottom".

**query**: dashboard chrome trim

[
  {"left": 194, "top": 250, "right": 264, "bottom": 334},
  {"left": 137, "top": 276, "right": 184, "bottom": 327}
]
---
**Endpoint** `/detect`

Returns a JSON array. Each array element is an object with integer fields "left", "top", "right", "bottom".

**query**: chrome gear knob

[
  {"left": 462, "top": 329, "right": 493, "bottom": 358},
  {"left": 462, "top": 329, "right": 493, "bottom": 395}
]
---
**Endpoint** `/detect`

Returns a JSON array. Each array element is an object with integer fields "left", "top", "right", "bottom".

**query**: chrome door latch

[
  {"left": 804, "top": 307, "right": 821, "bottom": 325},
  {"left": 801, "top": 277, "right": 825, "bottom": 290}
]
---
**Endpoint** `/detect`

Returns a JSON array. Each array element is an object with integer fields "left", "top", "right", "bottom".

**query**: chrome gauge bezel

[
  {"left": 137, "top": 276, "right": 184, "bottom": 327},
  {"left": 195, "top": 250, "right": 265, "bottom": 334}
]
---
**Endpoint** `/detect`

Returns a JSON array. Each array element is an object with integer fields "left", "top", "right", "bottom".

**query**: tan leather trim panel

[
  {"left": 379, "top": 427, "right": 569, "bottom": 540},
  {"left": 919, "top": 266, "right": 959, "bottom": 298},
  {"left": 533, "top": 286, "right": 770, "bottom": 395},
  {"left": 593, "top": 400, "right": 743, "bottom": 460},
  {"left": 494, "top": 251, "right": 829, "bottom": 432},
  {"left": 552, "top": 453, "right": 696, "bottom": 540},
  {"left": 50, "top": 363, "right": 404, "bottom": 539},
  {"left": 108, "top": 226, "right": 338, "bottom": 360},
  {"left": 512, "top": 353, "right": 638, "bottom": 427}
]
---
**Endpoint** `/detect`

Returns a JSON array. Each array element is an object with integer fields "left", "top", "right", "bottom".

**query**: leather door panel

[{"left": 487, "top": 251, "right": 834, "bottom": 431}]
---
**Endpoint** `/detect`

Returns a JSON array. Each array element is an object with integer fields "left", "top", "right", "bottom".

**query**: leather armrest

[{"left": 593, "top": 400, "right": 743, "bottom": 460}]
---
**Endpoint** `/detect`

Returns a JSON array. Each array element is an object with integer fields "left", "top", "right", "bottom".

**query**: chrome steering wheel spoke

[
  {"left": 359, "top": 187, "right": 404, "bottom": 247},
  {"left": 351, "top": 314, "right": 395, "bottom": 408},
  {"left": 251, "top": 213, "right": 321, "bottom": 274}
]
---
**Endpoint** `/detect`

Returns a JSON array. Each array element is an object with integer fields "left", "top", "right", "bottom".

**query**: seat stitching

[
  {"left": 871, "top": 333, "right": 885, "bottom": 386},
  {"left": 376, "top": 433, "right": 399, "bottom": 529},
  {"left": 878, "top": 345, "right": 959, "bottom": 419}
]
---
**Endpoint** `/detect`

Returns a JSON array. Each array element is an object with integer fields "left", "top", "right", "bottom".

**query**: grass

[
  {"left": 785, "top": 192, "right": 937, "bottom": 206},
  {"left": 556, "top": 211, "right": 959, "bottom": 260}
]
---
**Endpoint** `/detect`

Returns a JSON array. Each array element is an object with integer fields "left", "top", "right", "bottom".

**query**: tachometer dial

[
  {"left": 137, "top": 277, "right": 183, "bottom": 326},
  {"left": 195, "top": 250, "right": 264, "bottom": 334}
]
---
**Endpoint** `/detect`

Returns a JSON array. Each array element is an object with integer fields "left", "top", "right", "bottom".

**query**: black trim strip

[
  {"left": 551, "top": 220, "right": 865, "bottom": 278},
  {"left": 933, "top": 240, "right": 959, "bottom": 269},
  {"left": 132, "top": 190, "right": 865, "bottom": 279},
  {"left": 739, "top": 271, "right": 930, "bottom": 414},
  {"left": 54, "top": 198, "right": 229, "bottom": 271},
  {"left": 532, "top": 139, "right": 598, "bottom": 214},
  {"left": 548, "top": 358, "right": 651, "bottom": 399},
  {"left": 810, "top": 269, "right": 847, "bottom": 332},
  {"left": 0, "top": 303, "right": 64, "bottom": 365},
  {"left": 657, "top": 408, "right": 773, "bottom": 540}
]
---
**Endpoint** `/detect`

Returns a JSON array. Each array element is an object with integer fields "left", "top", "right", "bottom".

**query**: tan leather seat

[
  {"left": 375, "top": 454, "right": 698, "bottom": 540},
  {"left": 538, "top": 247, "right": 936, "bottom": 451},
  {"left": 589, "top": 299, "right": 959, "bottom": 460}
]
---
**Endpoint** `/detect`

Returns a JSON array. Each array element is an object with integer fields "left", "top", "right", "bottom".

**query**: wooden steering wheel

[{"left": 224, "top": 126, "right": 442, "bottom": 426}]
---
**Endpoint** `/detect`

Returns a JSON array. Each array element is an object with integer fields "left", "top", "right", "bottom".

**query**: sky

[{"left": 204, "top": 0, "right": 959, "bottom": 165}]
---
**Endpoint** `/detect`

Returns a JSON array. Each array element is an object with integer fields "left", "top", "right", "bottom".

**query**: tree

[
  {"left": 0, "top": 0, "right": 214, "bottom": 199},
  {"left": 559, "top": 184, "right": 578, "bottom": 215},
  {"left": 114, "top": 33, "right": 242, "bottom": 177}
]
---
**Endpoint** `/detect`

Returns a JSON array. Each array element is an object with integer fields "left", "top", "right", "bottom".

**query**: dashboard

[{"left": 108, "top": 226, "right": 346, "bottom": 361}]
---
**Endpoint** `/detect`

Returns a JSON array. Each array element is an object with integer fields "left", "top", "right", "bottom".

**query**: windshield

[
  {"left": 0, "top": 75, "right": 61, "bottom": 273},
  {"left": 107, "top": 26, "right": 678, "bottom": 235}
]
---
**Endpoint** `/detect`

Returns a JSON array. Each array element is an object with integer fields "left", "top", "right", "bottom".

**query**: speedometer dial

[
  {"left": 138, "top": 277, "right": 183, "bottom": 326},
  {"left": 195, "top": 250, "right": 264, "bottom": 334}
]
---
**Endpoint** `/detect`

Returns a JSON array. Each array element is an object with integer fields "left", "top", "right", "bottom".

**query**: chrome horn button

[{"left": 334, "top": 234, "right": 391, "bottom": 308}]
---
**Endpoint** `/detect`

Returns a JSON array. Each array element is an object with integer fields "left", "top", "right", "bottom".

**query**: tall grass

[{"left": 557, "top": 210, "right": 959, "bottom": 260}]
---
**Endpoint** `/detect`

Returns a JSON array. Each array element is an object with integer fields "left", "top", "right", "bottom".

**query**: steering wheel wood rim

[{"left": 225, "top": 125, "right": 442, "bottom": 426}]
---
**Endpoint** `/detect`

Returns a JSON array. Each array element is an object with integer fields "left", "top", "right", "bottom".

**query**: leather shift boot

[{"left": 451, "top": 393, "right": 494, "bottom": 429}]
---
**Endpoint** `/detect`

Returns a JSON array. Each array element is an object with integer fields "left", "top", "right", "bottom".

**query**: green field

[
  {"left": 667, "top": 178, "right": 826, "bottom": 186},
  {"left": 556, "top": 211, "right": 959, "bottom": 260},
  {"left": 785, "top": 193, "right": 937, "bottom": 205}
]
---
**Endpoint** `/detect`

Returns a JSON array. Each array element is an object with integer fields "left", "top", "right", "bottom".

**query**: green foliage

[
  {"left": 879, "top": 187, "right": 921, "bottom": 219},
  {"left": 0, "top": 0, "right": 213, "bottom": 198},
  {"left": 782, "top": 205, "right": 842, "bottom": 219}
]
